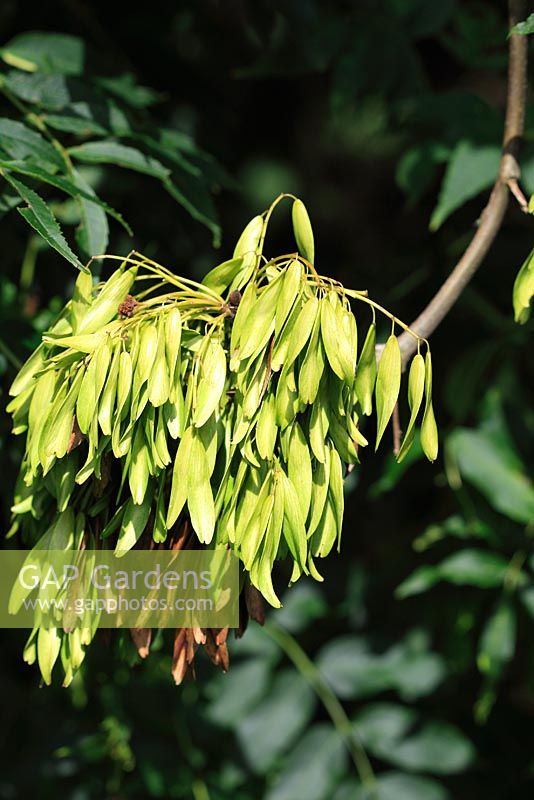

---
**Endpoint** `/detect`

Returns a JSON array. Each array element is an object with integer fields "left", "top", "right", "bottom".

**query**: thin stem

[
  {"left": 263, "top": 621, "right": 377, "bottom": 794},
  {"left": 507, "top": 177, "right": 529, "bottom": 211},
  {"left": 191, "top": 780, "right": 211, "bottom": 800},
  {"left": 135, "top": 281, "right": 169, "bottom": 300},
  {"left": 257, "top": 193, "right": 297, "bottom": 259},
  {"left": 129, "top": 251, "right": 224, "bottom": 300},
  {"left": 351, "top": 292, "right": 426, "bottom": 344},
  {"left": 395, "top": 0, "right": 528, "bottom": 363},
  {"left": 504, "top": 550, "right": 526, "bottom": 593},
  {"left": 20, "top": 235, "right": 40, "bottom": 292},
  {"left": 0, "top": 337, "right": 22, "bottom": 369},
  {"left": 88, "top": 252, "right": 223, "bottom": 302}
]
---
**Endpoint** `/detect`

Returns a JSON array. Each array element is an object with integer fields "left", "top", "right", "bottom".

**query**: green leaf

[
  {"left": 69, "top": 141, "right": 170, "bottom": 179},
  {"left": 386, "top": 721, "right": 475, "bottom": 774},
  {"left": 2, "top": 71, "right": 72, "bottom": 110},
  {"left": 389, "top": 640, "right": 447, "bottom": 702},
  {"left": 68, "top": 136, "right": 220, "bottom": 240},
  {"left": 265, "top": 724, "right": 345, "bottom": 800},
  {"left": 157, "top": 127, "right": 234, "bottom": 188},
  {"left": 206, "top": 660, "right": 271, "bottom": 727},
  {"left": 448, "top": 427, "right": 534, "bottom": 524},
  {"left": 350, "top": 772, "right": 448, "bottom": 800},
  {"left": 0, "top": 118, "right": 64, "bottom": 170},
  {"left": 430, "top": 141, "right": 500, "bottom": 230},
  {"left": 520, "top": 585, "right": 534, "bottom": 619},
  {"left": 478, "top": 601, "right": 516, "bottom": 677},
  {"left": 164, "top": 175, "right": 221, "bottom": 246},
  {"left": 396, "top": 142, "right": 450, "bottom": 206},
  {"left": 3, "top": 173, "right": 83, "bottom": 270},
  {"left": 72, "top": 169, "right": 109, "bottom": 258},
  {"left": 397, "top": 549, "right": 509, "bottom": 598},
  {"left": 316, "top": 632, "right": 446, "bottom": 701},
  {"left": 369, "top": 438, "right": 424, "bottom": 497},
  {"left": 396, "top": 565, "right": 443, "bottom": 598},
  {"left": 412, "top": 514, "right": 492, "bottom": 552},
  {"left": 135, "top": 128, "right": 228, "bottom": 239},
  {"left": 231, "top": 624, "right": 282, "bottom": 664},
  {"left": 353, "top": 703, "right": 417, "bottom": 753},
  {"left": 42, "top": 94, "right": 130, "bottom": 136},
  {"left": 131, "top": 132, "right": 201, "bottom": 182},
  {"left": 510, "top": 13, "right": 534, "bottom": 35},
  {"left": 437, "top": 548, "right": 510, "bottom": 585},
  {"left": 275, "top": 583, "right": 327, "bottom": 633},
  {"left": 0, "top": 159, "right": 131, "bottom": 233},
  {"left": 235, "top": 669, "right": 316, "bottom": 773},
  {"left": 1, "top": 32, "right": 84, "bottom": 75},
  {"left": 0, "top": 190, "right": 21, "bottom": 219},
  {"left": 95, "top": 73, "right": 160, "bottom": 108},
  {"left": 43, "top": 111, "right": 108, "bottom": 136}
]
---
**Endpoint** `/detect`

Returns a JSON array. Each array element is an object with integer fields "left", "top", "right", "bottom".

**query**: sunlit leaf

[
  {"left": 4, "top": 173, "right": 83, "bottom": 269},
  {"left": 397, "top": 549, "right": 511, "bottom": 598},
  {"left": 448, "top": 427, "right": 534, "bottom": 523},
  {"left": 510, "top": 13, "right": 534, "bottom": 35},
  {"left": 430, "top": 141, "right": 500, "bottom": 230},
  {"left": 69, "top": 141, "right": 170, "bottom": 179},
  {"left": 0, "top": 159, "right": 131, "bottom": 233},
  {"left": 1, "top": 32, "right": 84, "bottom": 75}
]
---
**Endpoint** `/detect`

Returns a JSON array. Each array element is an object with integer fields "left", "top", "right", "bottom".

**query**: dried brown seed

[
  {"left": 130, "top": 628, "right": 151, "bottom": 659},
  {"left": 171, "top": 628, "right": 188, "bottom": 685},
  {"left": 227, "top": 289, "right": 242, "bottom": 317},
  {"left": 67, "top": 416, "right": 84, "bottom": 453},
  {"left": 118, "top": 294, "right": 139, "bottom": 318},
  {"left": 245, "top": 583, "right": 266, "bottom": 625}
]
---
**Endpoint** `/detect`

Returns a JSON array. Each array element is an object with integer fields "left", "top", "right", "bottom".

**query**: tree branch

[{"left": 394, "top": 0, "right": 528, "bottom": 364}]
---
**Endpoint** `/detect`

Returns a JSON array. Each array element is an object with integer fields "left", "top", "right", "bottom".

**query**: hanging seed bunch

[{"left": 6, "top": 194, "right": 438, "bottom": 685}]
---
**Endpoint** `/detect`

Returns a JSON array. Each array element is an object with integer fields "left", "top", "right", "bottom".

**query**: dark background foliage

[{"left": 0, "top": 1, "right": 533, "bottom": 798}]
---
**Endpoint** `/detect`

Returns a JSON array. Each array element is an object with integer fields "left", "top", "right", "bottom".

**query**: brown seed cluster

[{"left": 118, "top": 294, "right": 139, "bottom": 318}]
